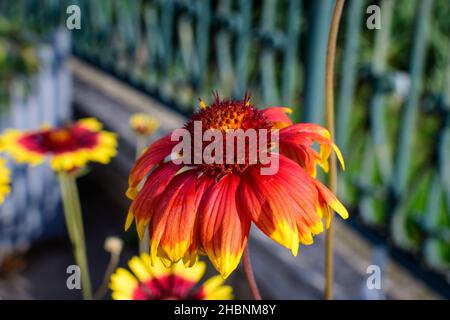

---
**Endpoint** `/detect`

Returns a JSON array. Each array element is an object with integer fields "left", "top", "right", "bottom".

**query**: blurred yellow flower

[
  {"left": 0, "top": 118, "right": 117, "bottom": 172},
  {"left": 0, "top": 157, "right": 10, "bottom": 205},
  {"left": 110, "top": 254, "right": 233, "bottom": 300},
  {"left": 129, "top": 113, "right": 159, "bottom": 137}
]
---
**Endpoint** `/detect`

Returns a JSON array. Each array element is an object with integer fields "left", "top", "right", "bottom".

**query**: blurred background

[{"left": 0, "top": 0, "right": 449, "bottom": 299}]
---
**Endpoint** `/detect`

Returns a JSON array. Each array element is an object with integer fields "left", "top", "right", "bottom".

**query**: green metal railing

[{"left": 1, "top": 0, "right": 449, "bottom": 294}]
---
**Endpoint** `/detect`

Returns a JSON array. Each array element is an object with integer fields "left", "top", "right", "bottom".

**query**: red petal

[
  {"left": 279, "top": 123, "right": 345, "bottom": 176},
  {"left": 311, "top": 177, "right": 349, "bottom": 227},
  {"left": 126, "top": 161, "right": 181, "bottom": 237},
  {"left": 149, "top": 171, "right": 212, "bottom": 265},
  {"left": 238, "top": 169, "right": 299, "bottom": 254},
  {"left": 183, "top": 176, "right": 215, "bottom": 267},
  {"left": 127, "top": 134, "right": 178, "bottom": 197},
  {"left": 199, "top": 174, "right": 250, "bottom": 278},
  {"left": 238, "top": 154, "right": 323, "bottom": 251},
  {"left": 261, "top": 107, "right": 293, "bottom": 128}
]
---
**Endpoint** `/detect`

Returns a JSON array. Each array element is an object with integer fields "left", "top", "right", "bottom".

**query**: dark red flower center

[
  {"left": 184, "top": 97, "right": 272, "bottom": 178},
  {"left": 18, "top": 125, "right": 99, "bottom": 155},
  {"left": 131, "top": 275, "right": 205, "bottom": 300}
]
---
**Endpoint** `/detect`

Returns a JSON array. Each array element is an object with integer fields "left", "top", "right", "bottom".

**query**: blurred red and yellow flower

[
  {"left": 0, "top": 158, "right": 10, "bottom": 204},
  {"left": 125, "top": 95, "right": 348, "bottom": 278},
  {"left": 129, "top": 113, "right": 159, "bottom": 137},
  {"left": 1, "top": 118, "right": 117, "bottom": 172},
  {"left": 110, "top": 254, "right": 233, "bottom": 300}
]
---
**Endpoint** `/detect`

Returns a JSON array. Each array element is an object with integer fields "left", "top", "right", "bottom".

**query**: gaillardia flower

[
  {"left": 109, "top": 254, "right": 233, "bottom": 300},
  {"left": 129, "top": 113, "right": 159, "bottom": 137},
  {"left": 1, "top": 118, "right": 117, "bottom": 172},
  {"left": 126, "top": 95, "right": 348, "bottom": 277},
  {"left": 0, "top": 158, "right": 10, "bottom": 204}
]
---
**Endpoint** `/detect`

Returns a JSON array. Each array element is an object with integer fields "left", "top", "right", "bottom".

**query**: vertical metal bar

[
  {"left": 233, "top": 0, "right": 252, "bottom": 99},
  {"left": 393, "top": 0, "right": 433, "bottom": 196},
  {"left": 281, "top": 0, "right": 301, "bottom": 106},
  {"left": 336, "top": 0, "right": 364, "bottom": 153},
  {"left": 302, "top": 0, "right": 335, "bottom": 123},
  {"left": 260, "top": 0, "right": 279, "bottom": 105},
  {"left": 195, "top": 0, "right": 211, "bottom": 90},
  {"left": 438, "top": 42, "right": 450, "bottom": 210},
  {"left": 369, "top": 0, "right": 394, "bottom": 184},
  {"left": 160, "top": 0, "right": 175, "bottom": 71},
  {"left": 424, "top": 173, "right": 441, "bottom": 231},
  {"left": 159, "top": 0, "right": 175, "bottom": 99},
  {"left": 215, "top": 0, "right": 235, "bottom": 95}
]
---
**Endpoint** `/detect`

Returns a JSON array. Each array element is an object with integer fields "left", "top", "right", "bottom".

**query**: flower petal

[
  {"left": 149, "top": 171, "right": 211, "bottom": 265},
  {"left": 262, "top": 107, "right": 293, "bottom": 129},
  {"left": 311, "top": 177, "right": 349, "bottom": 227},
  {"left": 109, "top": 268, "right": 139, "bottom": 300},
  {"left": 126, "top": 161, "right": 182, "bottom": 237},
  {"left": 182, "top": 176, "right": 215, "bottom": 267},
  {"left": 238, "top": 166, "right": 300, "bottom": 255},
  {"left": 239, "top": 154, "right": 325, "bottom": 252},
  {"left": 127, "top": 134, "right": 178, "bottom": 198},
  {"left": 199, "top": 174, "right": 250, "bottom": 278},
  {"left": 171, "top": 260, "right": 206, "bottom": 283},
  {"left": 201, "top": 275, "right": 233, "bottom": 300},
  {"left": 279, "top": 123, "right": 345, "bottom": 177}
]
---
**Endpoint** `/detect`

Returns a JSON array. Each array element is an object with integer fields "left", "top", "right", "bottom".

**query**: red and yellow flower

[
  {"left": 0, "top": 118, "right": 117, "bottom": 172},
  {"left": 109, "top": 254, "right": 233, "bottom": 300},
  {"left": 129, "top": 113, "right": 159, "bottom": 137},
  {"left": 0, "top": 158, "right": 10, "bottom": 204},
  {"left": 125, "top": 95, "right": 348, "bottom": 278}
]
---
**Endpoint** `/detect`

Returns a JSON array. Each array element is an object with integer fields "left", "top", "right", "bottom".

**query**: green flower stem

[
  {"left": 58, "top": 172, "right": 92, "bottom": 300},
  {"left": 135, "top": 135, "right": 147, "bottom": 159}
]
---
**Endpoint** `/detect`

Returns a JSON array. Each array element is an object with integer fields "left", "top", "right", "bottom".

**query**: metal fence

[
  {"left": 2, "top": 0, "right": 449, "bottom": 292},
  {"left": 0, "top": 28, "right": 72, "bottom": 256}
]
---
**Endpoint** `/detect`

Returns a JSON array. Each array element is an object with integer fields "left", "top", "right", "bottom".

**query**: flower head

[
  {"left": 129, "top": 113, "right": 159, "bottom": 137},
  {"left": 109, "top": 254, "right": 233, "bottom": 300},
  {"left": 1, "top": 118, "right": 117, "bottom": 172},
  {"left": 0, "top": 157, "right": 10, "bottom": 204},
  {"left": 125, "top": 95, "right": 348, "bottom": 277}
]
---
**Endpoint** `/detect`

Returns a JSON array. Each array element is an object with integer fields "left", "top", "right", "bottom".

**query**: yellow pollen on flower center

[
  {"left": 186, "top": 97, "right": 272, "bottom": 178},
  {"left": 214, "top": 110, "right": 246, "bottom": 131},
  {"left": 49, "top": 129, "right": 71, "bottom": 143}
]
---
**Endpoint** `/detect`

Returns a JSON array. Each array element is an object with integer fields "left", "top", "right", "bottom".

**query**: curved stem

[
  {"left": 325, "top": 0, "right": 345, "bottom": 301},
  {"left": 93, "top": 251, "right": 120, "bottom": 300},
  {"left": 59, "top": 173, "right": 92, "bottom": 300},
  {"left": 242, "top": 245, "right": 262, "bottom": 300}
]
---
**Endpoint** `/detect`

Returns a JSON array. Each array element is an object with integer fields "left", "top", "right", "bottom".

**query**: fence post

[{"left": 393, "top": 0, "right": 433, "bottom": 197}]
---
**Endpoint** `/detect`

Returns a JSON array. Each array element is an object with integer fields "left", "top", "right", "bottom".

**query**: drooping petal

[
  {"left": 149, "top": 171, "right": 212, "bottom": 265},
  {"left": 277, "top": 162, "right": 325, "bottom": 237},
  {"left": 279, "top": 123, "right": 345, "bottom": 177},
  {"left": 126, "top": 161, "right": 182, "bottom": 237},
  {"left": 199, "top": 174, "right": 250, "bottom": 278},
  {"left": 261, "top": 107, "right": 293, "bottom": 129},
  {"left": 182, "top": 176, "right": 215, "bottom": 267},
  {"left": 238, "top": 165, "right": 300, "bottom": 255},
  {"left": 280, "top": 155, "right": 348, "bottom": 229},
  {"left": 310, "top": 177, "right": 349, "bottom": 227},
  {"left": 238, "top": 154, "right": 324, "bottom": 252},
  {"left": 127, "top": 134, "right": 178, "bottom": 198}
]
